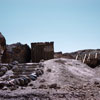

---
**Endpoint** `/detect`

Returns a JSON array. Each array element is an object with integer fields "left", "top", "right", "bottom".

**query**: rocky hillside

[
  {"left": 0, "top": 58, "right": 100, "bottom": 100},
  {"left": 56, "top": 49, "right": 100, "bottom": 68}
]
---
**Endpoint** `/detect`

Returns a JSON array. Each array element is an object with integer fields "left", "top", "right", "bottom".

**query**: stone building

[{"left": 31, "top": 42, "right": 54, "bottom": 62}]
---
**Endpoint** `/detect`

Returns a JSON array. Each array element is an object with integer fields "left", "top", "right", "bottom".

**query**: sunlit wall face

[{"left": 0, "top": 0, "right": 100, "bottom": 53}]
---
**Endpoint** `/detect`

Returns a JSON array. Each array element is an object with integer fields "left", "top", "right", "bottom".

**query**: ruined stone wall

[
  {"left": 2, "top": 43, "right": 31, "bottom": 63},
  {"left": 31, "top": 42, "right": 54, "bottom": 62}
]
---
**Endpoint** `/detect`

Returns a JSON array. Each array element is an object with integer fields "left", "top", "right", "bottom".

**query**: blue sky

[{"left": 0, "top": 0, "right": 100, "bottom": 53}]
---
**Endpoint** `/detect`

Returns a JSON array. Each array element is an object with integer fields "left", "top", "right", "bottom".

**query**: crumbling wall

[
  {"left": 31, "top": 42, "right": 54, "bottom": 62},
  {"left": 2, "top": 43, "right": 31, "bottom": 63}
]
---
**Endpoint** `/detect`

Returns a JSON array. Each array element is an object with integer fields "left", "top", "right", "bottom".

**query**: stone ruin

[
  {"left": 0, "top": 32, "right": 53, "bottom": 89},
  {"left": 0, "top": 32, "right": 100, "bottom": 100},
  {"left": 0, "top": 32, "right": 54, "bottom": 63},
  {"left": 0, "top": 62, "right": 44, "bottom": 89},
  {"left": 0, "top": 32, "right": 100, "bottom": 68},
  {"left": 2, "top": 43, "right": 31, "bottom": 63},
  {"left": 31, "top": 42, "right": 54, "bottom": 62}
]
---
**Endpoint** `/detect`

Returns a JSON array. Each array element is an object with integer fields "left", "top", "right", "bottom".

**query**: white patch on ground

[
  {"left": 44, "top": 58, "right": 94, "bottom": 77},
  {"left": 26, "top": 63, "right": 38, "bottom": 65},
  {"left": 65, "top": 61, "right": 94, "bottom": 77},
  {"left": 35, "top": 58, "right": 99, "bottom": 87}
]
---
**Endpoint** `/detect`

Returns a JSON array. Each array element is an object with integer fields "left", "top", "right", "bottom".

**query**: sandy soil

[{"left": 0, "top": 58, "right": 100, "bottom": 100}]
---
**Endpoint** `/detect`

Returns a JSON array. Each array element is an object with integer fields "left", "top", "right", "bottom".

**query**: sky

[{"left": 0, "top": 0, "right": 100, "bottom": 53}]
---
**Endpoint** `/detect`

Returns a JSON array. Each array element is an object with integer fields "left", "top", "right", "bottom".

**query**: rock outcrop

[
  {"left": 0, "top": 32, "right": 6, "bottom": 63},
  {"left": 67, "top": 49, "right": 100, "bottom": 68},
  {"left": 62, "top": 53, "right": 74, "bottom": 59},
  {"left": 2, "top": 43, "right": 31, "bottom": 63},
  {"left": 54, "top": 52, "right": 74, "bottom": 59},
  {"left": 54, "top": 52, "right": 63, "bottom": 58}
]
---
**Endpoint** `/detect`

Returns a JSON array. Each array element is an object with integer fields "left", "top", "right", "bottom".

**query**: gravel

[{"left": 0, "top": 58, "right": 100, "bottom": 100}]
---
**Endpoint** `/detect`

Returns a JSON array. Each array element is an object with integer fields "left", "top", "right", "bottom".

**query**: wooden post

[
  {"left": 83, "top": 54, "right": 87, "bottom": 63},
  {"left": 75, "top": 55, "right": 78, "bottom": 60},
  {"left": 95, "top": 53, "right": 98, "bottom": 59},
  {"left": 87, "top": 53, "right": 91, "bottom": 60}
]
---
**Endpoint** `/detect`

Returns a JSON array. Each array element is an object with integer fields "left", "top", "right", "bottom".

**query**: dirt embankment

[{"left": 0, "top": 58, "right": 100, "bottom": 100}]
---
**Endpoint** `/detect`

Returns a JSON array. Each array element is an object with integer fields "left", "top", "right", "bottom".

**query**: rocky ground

[{"left": 0, "top": 58, "right": 100, "bottom": 100}]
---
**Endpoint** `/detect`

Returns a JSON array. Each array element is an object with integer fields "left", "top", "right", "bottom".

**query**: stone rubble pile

[
  {"left": 5, "top": 69, "right": 43, "bottom": 87},
  {"left": 0, "top": 61, "right": 44, "bottom": 90}
]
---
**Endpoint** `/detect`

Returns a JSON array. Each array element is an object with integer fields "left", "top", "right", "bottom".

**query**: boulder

[
  {"left": 85, "top": 58, "right": 100, "bottom": 68},
  {"left": 21, "top": 76, "right": 31, "bottom": 85},
  {"left": 0, "top": 66, "right": 8, "bottom": 73},
  {"left": 36, "top": 69, "right": 44, "bottom": 77},
  {"left": 0, "top": 66, "right": 8, "bottom": 76},
  {"left": 15, "top": 77, "right": 30, "bottom": 86},
  {"left": 17, "top": 78, "right": 25, "bottom": 86},
  {"left": 12, "top": 65, "right": 20, "bottom": 72},
  {"left": 0, "top": 71, "right": 5, "bottom": 77},
  {"left": 48, "top": 83, "right": 60, "bottom": 89},
  {"left": 8, "top": 64, "right": 13, "bottom": 70},
  {"left": 28, "top": 73, "right": 37, "bottom": 81},
  {"left": 0, "top": 82, "right": 5, "bottom": 89},
  {"left": 2, "top": 42, "right": 31, "bottom": 63},
  {"left": 0, "top": 32, "right": 6, "bottom": 62}
]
